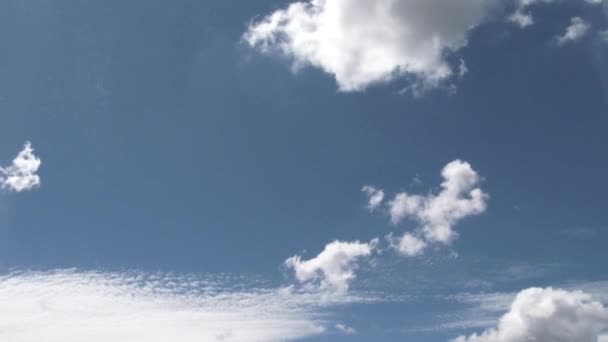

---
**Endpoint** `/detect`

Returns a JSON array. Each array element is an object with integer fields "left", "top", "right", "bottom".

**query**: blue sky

[{"left": 0, "top": 0, "right": 607, "bottom": 341}]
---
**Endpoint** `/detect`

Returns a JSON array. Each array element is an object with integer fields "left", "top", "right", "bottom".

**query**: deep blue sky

[{"left": 0, "top": 1, "right": 607, "bottom": 341}]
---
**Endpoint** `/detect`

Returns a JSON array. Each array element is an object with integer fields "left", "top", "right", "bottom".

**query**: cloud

[
  {"left": 0, "top": 269, "right": 364, "bottom": 342},
  {"left": 0, "top": 142, "right": 41, "bottom": 192},
  {"left": 600, "top": 30, "right": 608, "bottom": 43},
  {"left": 388, "top": 232, "right": 427, "bottom": 257},
  {"left": 384, "top": 160, "right": 487, "bottom": 255},
  {"left": 453, "top": 287, "right": 608, "bottom": 342},
  {"left": 556, "top": 17, "right": 591, "bottom": 45},
  {"left": 285, "top": 239, "right": 379, "bottom": 293},
  {"left": 244, "top": 0, "right": 497, "bottom": 92},
  {"left": 509, "top": 0, "right": 601, "bottom": 28},
  {"left": 334, "top": 323, "right": 357, "bottom": 334},
  {"left": 362, "top": 185, "right": 384, "bottom": 212}
]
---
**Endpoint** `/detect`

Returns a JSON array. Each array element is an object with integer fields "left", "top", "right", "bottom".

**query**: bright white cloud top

[
  {"left": 285, "top": 239, "right": 378, "bottom": 293},
  {"left": 0, "top": 270, "right": 348, "bottom": 342},
  {"left": 454, "top": 287, "right": 608, "bottom": 342},
  {"left": 0, "top": 142, "right": 41, "bottom": 192},
  {"left": 556, "top": 17, "right": 591, "bottom": 45},
  {"left": 244, "top": 0, "right": 496, "bottom": 92}
]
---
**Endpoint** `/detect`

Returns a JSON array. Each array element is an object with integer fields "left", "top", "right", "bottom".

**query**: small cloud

[
  {"left": 0, "top": 142, "right": 41, "bottom": 192},
  {"left": 556, "top": 17, "right": 591, "bottom": 46},
  {"left": 361, "top": 185, "right": 385, "bottom": 212},
  {"left": 384, "top": 160, "right": 488, "bottom": 256},
  {"left": 285, "top": 239, "right": 379, "bottom": 294},
  {"left": 335, "top": 323, "right": 357, "bottom": 335}
]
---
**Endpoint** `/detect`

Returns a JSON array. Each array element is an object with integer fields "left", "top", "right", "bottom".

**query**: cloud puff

[
  {"left": 384, "top": 160, "right": 487, "bottom": 255},
  {"left": 453, "top": 287, "right": 608, "bottom": 342},
  {"left": 0, "top": 270, "right": 343, "bottom": 342},
  {"left": 389, "top": 232, "right": 428, "bottom": 256},
  {"left": 556, "top": 17, "right": 591, "bottom": 45},
  {"left": 362, "top": 185, "right": 384, "bottom": 212},
  {"left": 509, "top": 0, "right": 601, "bottom": 28},
  {"left": 244, "top": 0, "right": 497, "bottom": 92},
  {"left": 285, "top": 239, "right": 378, "bottom": 293},
  {"left": 334, "top": 323, "right": 357, "bottom": 334},
  {"left": 0, "top": 142, "right": 41, "bottom": 192}
]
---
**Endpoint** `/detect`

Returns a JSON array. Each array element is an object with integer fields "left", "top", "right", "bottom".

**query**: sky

[{"left": 0, "top": 0, "right": 607, "bottom": 341}]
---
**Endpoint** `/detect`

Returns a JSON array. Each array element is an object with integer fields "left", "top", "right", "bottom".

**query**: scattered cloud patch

[
  {"left": 244, "top": 0, "right": 497, "bottom": 93},
  {"left": 285, "top": 239, "right": 379, "bottom": 293},
  {"left": 362, "top": 186, "right": 385, "bottom": 212},
  {"left": 382, "top": 160, "right": 487, "bottom": 256},
  {"left": 556, "top": 17, "right": 591, "bottom": 45},
  {"left": 0, "top": 142, "right": 41, "bottom": 192},
  {"left": 335, "top": 323, "right": 357, "bottom": 334},
  {"left": 0, "top": 270, "right": 350, "bottom": 342},
  {"left": 388, "top": 232, "right": 427, "bottom": 257},
  {"left": 453, "top": 287, "right": 608, "bottom": 342}
]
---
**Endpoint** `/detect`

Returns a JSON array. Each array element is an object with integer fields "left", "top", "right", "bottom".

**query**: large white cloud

[
  {"left": 453, "top": 287, "right": 608, "bottom": 342},
  {"left": 556, "top": 17, "right": 591, "bottom": 45},
  {"left": 381, "top": 160, "right": 487, "bottom": 255},
  {"left": 0, "top": 142, "right": 41, "bottom": 192},
  {"left": 0, "top": 270, "right": 354, "bottom": 342},
  {"left": 244, "top": 0, "right": 497, "bottom": 92},
  {"left": 285, "top": 239, "right": 378, "bottom": 293}
]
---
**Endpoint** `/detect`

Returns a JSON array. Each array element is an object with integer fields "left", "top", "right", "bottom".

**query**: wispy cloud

[
  {"left": 0, "top": 269, "right": 380, "bottom": 342},
  {"left": 556, "top": 17, "right": 591, "bottom": 45}
]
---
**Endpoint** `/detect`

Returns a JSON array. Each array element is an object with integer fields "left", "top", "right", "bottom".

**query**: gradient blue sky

[{"left": 0, "top": 1, "right": 607, "bottom": 341}]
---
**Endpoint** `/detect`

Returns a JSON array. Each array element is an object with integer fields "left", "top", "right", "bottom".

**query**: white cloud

[
  {"left": 0, "top": 142, "right": 41, "bottom": 192},
  {"left": 285, "top": 239, "right": 378, "bottom": 293},
  {"left": 362, "top": 185, "right": 384, "bottom": 212},
  {"left": 556, "top": 17, "right": 591, "bottom": 45},
  {"left": 387, "top": 160, "right": 487, "bottom": 255},
  {"left": 389, "top": 232, "right": 427, "bottom": 257},
  {"left": 244, "top": 0, "right": 498, "bottom": 92},
  {"left": 334, "top": 323, "right": 357, "bottom": 334},
  {"left": 600, "top": 30, "right": 608, "bottom": 43},
  {"left": 453, "top": 287, "right": 608, "bottom": 342},
  {"left": 0, "top": 270, "right": 352, "bottom": 342},
  {"left": 509, "top": 0, "right": 601, "bottom": 28}
]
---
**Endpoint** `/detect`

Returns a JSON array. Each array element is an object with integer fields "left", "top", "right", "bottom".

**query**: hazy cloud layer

[{"left": 0, "top": 270, "right": 365, "bottom": 342}]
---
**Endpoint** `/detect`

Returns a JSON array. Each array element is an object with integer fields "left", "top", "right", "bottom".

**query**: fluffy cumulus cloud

[
  {"left": 453, "top": 287, "right": 608, "bottom": 342},
  {"left": 244, "top": 0, "right": 498, "bottom": 92},
  {"left": 362, "top": 185, "right": 384, "bottom": 212},
  {"left": 384, "top": 160, "right": 487, "bottom": 255},
  {"left": 556, "top": 17, "right": 591, "bottom": 45},
  {"left": 0, "top": 270, "right": 346, "bottom": 342},
  {"left": 0, "top": 142, "right": 41, "bottom": 192},
  {"left": 285, "top": 239, "right": 378, "bottom": 293}
]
